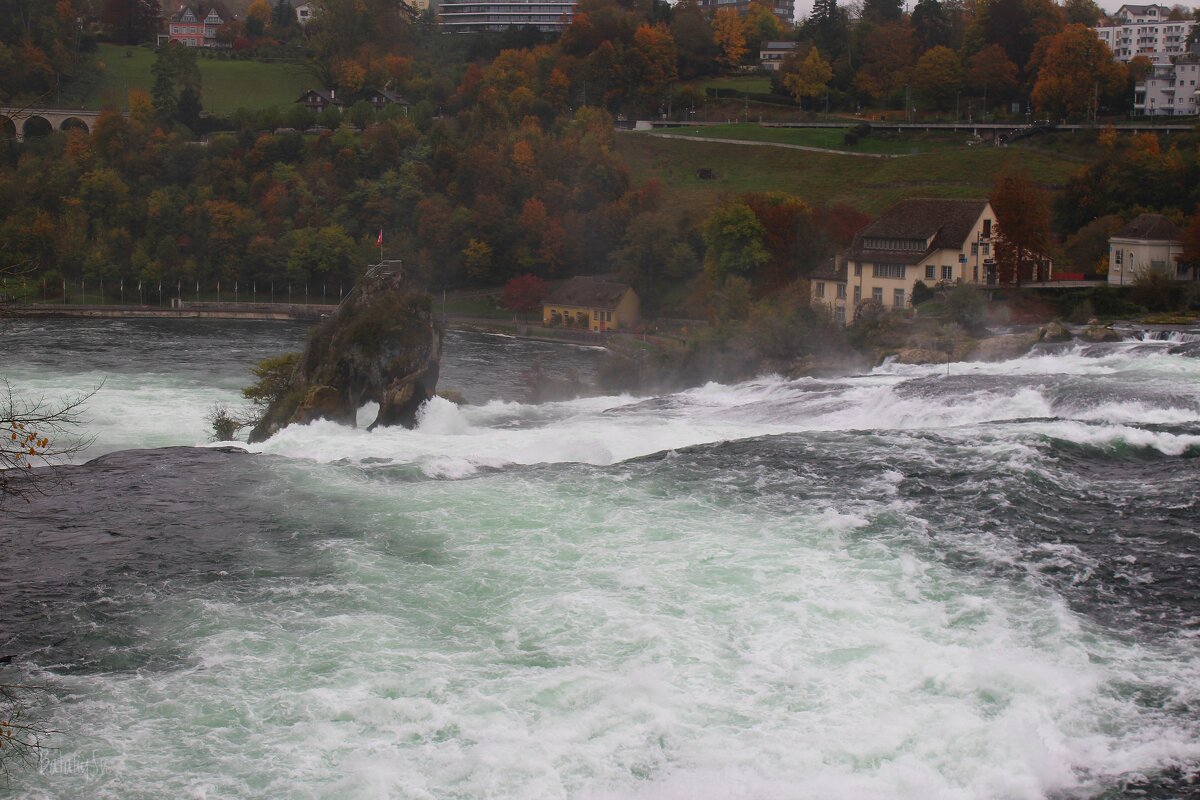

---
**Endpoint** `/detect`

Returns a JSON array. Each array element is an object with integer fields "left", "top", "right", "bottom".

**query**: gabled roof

[
  {"left": 761, "top": 41, "right": 798, "bottom": 50},
  {"left": 809, "top": 257, "right": 846, "bottom": 281},
  {"left": 296, "top": 88, "right": 345, "bottom": 106},
  {"left": 1115, "top": 3, "right": 1168, "bottom": 14},
  {"left": 846, "top": 198, "right": 989, "bottom": 264},
  {"left": 1113, "top": 213, "right": 1182, "bottom": 242},
  {"left": 544, "top": 277, "right": 633, "bottom": 310},
  {"left": 368, "top": 88, "right": 411, "bottom": 105}
]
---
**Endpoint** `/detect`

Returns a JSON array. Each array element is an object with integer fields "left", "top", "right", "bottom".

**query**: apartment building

[
  {"left": 1094, "top": 4, "right": 1196, "bottom": 64},
  {"left": 437, "top": 0, "right": 576, "bottom": 32},
  {"left": 1134, "top": 56, "right": 1200, "bottom": 115}
]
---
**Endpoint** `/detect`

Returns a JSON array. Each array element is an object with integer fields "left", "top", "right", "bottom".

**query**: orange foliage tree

[
  {"left": 1031, "top": 24, "right": 1125, "bottom": 116},
  {"left": 712, "top": 8, "right": 747, "bottom": 68}
]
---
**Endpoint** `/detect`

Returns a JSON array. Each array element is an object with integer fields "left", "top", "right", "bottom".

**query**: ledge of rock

[{"left": 248, "top": 270, "right": 441, "bottom": 443}]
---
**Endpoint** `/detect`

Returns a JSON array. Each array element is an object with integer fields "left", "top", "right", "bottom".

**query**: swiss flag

[{"left": 377, "top": 229, "right": 383, "bottom": 246}]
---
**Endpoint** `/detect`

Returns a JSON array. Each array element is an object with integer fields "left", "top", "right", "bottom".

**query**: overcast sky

[{"left": 788, "top": 0, "right": 1127, "bottom": 25}]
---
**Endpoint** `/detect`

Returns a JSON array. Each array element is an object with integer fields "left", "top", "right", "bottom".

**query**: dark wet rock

[
  {"left": 1037, "top": 321, "right": 1073, "bottom": 343},
  {"left": 1080, "top": 324, "right": 1122, "bottom": 343},
  {"left": 972, "top": 333, "right": 1040, "bottom": 362},
  {"left": 248, "top": 271, "right": 440, "bottom": 442}
]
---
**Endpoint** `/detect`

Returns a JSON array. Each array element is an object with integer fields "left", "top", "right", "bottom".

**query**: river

[{"left": 2, "top": 318, "right": 1199, "bottom": 799}]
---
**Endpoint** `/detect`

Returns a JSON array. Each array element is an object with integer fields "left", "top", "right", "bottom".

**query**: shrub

[{"left": 911, "top": 279, "right": 935, "bottom": 306}]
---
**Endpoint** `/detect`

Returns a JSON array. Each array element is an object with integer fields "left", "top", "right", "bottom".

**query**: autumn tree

[
  {"left": 740, "top": 0, "right": 785, "bottom": 57},
  {"left": 965, "top": 0, "right": 1063, "bottom": 80},
  {"left": 1031, "top": 24, "right": 1125, "bottom": 116},
  {"left": 991, "top": 171, "right": 1053, "bottom": 284},
  {"left": 631, "top": 23, "right": 678, "bottom": 112},
  {"left": 741, "top": 192, "right": 809, "bottom": 289},
  {"left": 712, "top": 8, "right": 747, "bottom": 68},
  {"left": 782, "top": 46, "right": 833, "bottom": 109},
  {"left": 853, "top": 22, "right": 916, "bottom": 102},
  {"left": 966, "top": 44, "right": 1020, "bottom": 108},
  {"left": 912, "top": 46, "right": 962, "bottom": 111},
  {"left": 501, "top": 274, "right": 549, "bottom": 322}
]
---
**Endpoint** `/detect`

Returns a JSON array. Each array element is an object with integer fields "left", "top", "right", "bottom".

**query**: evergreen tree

[
  {"left": 151, "top": 43, "right": 203, "bottom": 127},
  {"left": 862, "top": 0, "right": 902, "bottom": 24},
  {"left": 804, "top": 0, "right": 848, "bottom": 61},
  {"left": 910, "top": 0, "right": 950, "bottom": 49}
]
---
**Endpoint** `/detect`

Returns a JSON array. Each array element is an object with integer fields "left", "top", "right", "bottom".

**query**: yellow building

[
  {"left": 542, "top": 277, "right": 640, "bottom": 332},
  {"left": 813, "top": 198, "right": 997, "bottom": 322},
  {"left": 1107, "top": 213, "right": 1191, "bottom": 285}
]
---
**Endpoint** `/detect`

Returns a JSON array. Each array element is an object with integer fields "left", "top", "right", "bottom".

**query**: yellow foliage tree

[{"left": 782, "top": 47, "right": 832, "bottom": 109}]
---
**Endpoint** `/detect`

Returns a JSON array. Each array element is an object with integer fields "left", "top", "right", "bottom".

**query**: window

[
  {"left": 983, "top": 219, "right": 992, "bottom": 237},
  {"left": 835, "top": 306, "right": 845, "bottom": 322},
  {"left": 853, "top": 262, "right": 862, "bottom": 277},
  {"left": 942, "top": 266, "right": 953, "bottom": 281},
  {"left": 893, "top": 289, "right": 905, "bottom": 308},
  {"left": 872, "top": 287, "right": 883, "bottom": 303},
  {"left": 836, "top": 284, "right": 846, "bottom": 299},
  {"left": 982, "top": 243, "right": 990, "bottom": 255},
  {"left": 816, "top": 282, "right": 825, "bottom": 298},
  {"left": 971, "top": 243, "right": 979, "bottom": 255},
  {"left": 854, "top": 286, "right": 861, "bottom": 304},
  {"left": 873, "top": 263, "right": 905, "bottom": 279},
  {"left": 925, "top": 265, "right": 935, "bottom": 280}
]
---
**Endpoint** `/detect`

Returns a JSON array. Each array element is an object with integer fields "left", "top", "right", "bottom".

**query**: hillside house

[
  {"left": 820, "top": 198, "right": 997, "bottom": 321},
  {"left": 166, "top": 4, "right": 230, "bottom": 47},
  {"left": 296, "top": 88, "right": 345, "bottom": 112},
  {"left": 543, "top": 277, "right": 639, "bottom": 332},
  {"left": 1107, "top": 213, "right": 1190, "bottom": 284},
  {"left": 294, "top": 2, "right": 313, "bottom": 23},
  {"left": 365, "top": 88, "right": 410, "bottom": 112},
  {"left": 760, "top": 41, "right": 798, "bottom": 71}
]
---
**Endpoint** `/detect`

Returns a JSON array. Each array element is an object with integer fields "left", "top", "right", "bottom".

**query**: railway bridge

[{"left": 0, "top": 107, "right": 121, "bottom": 141}]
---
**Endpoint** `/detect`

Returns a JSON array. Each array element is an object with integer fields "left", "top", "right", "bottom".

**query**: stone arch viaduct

[{"left": 0, "top": 107, "right": 119, "bottom": 141}]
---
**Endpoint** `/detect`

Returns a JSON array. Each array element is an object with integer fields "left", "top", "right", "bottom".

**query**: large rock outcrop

[{"left": 248, "top": 271, "right": 441, "bottom": 442}]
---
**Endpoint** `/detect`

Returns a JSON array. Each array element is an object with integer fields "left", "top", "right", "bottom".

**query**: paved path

[{"left": 644, "top": 132, "right": 905, "bottom": 158}]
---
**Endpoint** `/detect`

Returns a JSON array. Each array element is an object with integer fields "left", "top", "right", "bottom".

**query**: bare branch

[{"left": 0, "top": 378, "right": 99, "bottom": 508}]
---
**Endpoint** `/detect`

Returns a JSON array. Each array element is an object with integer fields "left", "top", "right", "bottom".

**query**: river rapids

[{"left": 2, "top": 318, "right": 1199, "bottom": 800}]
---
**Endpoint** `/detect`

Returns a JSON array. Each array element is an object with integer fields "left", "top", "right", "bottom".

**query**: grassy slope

[
  {"left": 615, "top": 133, "right": 1085, "bottom": 216},
  {"left": 82, "top": 44, "right": 312, "bottom": 113}
]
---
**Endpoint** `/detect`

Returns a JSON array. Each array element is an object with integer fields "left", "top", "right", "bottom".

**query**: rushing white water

[{"left": 3, "top": 321, "right": 1200, "bottom": 800}]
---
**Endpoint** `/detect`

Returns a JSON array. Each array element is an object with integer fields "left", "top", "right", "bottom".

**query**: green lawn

[
  {"left": 75, "top": 44, "right": 313, "bottom": 113},
  {"left": 697, "top": 76, "right": 774, "bottom": 94},
  {"left": 616, "top": 133, "right": 1086, "bottom": 217},
  {"left": 647, "top": 122, "right": 968, "bottom": 155}
]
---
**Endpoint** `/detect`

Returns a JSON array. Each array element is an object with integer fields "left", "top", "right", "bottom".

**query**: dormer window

[{"left": 864, "top": 237, "right": 925, "bottom": 251}]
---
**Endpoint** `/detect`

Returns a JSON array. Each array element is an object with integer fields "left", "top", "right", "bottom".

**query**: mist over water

[{"left": 2, "top": 318, "right": 1199, "bottom": 799}]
